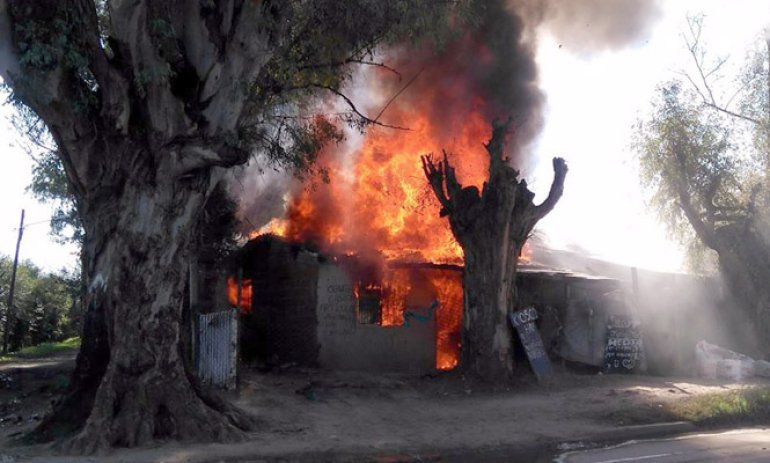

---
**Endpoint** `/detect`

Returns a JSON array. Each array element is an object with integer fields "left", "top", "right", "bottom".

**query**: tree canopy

[
  {"left": 0, "top": 0, "right": 476, "bottom": 452},
  {"left": 635, "top": 17, "right": 770, "bottom": 353}
]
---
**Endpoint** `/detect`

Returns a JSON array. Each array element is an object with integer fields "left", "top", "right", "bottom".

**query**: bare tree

[{"left": 422, "top": 119, "right": 567, "bottom": 381}]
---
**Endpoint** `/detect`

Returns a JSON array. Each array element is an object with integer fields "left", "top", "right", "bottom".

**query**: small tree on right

[
  {"left": 635, "top": 17, "right": 770, "bottom": 355},
  {"left": 422, "top": 119, "right": 567, "bottom": 381}
]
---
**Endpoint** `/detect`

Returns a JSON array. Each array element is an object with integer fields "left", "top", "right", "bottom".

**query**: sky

[
  {"left": 0, "top": 105, "right": 79, "bottom": 273},
  {"left": 0, "top": 0, "right": 768, "bottom": 274},
  {"left": 528, "top": 0, "right": 769, "bottom": 272}
]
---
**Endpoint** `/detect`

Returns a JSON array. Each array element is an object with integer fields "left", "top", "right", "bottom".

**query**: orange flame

[
  {"left": 520, "top": 241, "right": 533, "bottom": 263},
  {"left": 227, "top": 276, "right": 253, "bottom": 314},
  {"left": 350, "top": 266, "right": 463, "bottom": 370},
  {"left": 379, "top": 269, "right": 412, "bottom": 326},
  {"left": 248, "top": 34, "right": 532, "bottom": 370},
  {"left": 252, "top": 102, "right": 493, "bottom": 370},
  {"left": 256, "top": 101, "right": 492, "bottom": 264},
  {"left": 432, "top": 269, "right": 463, "bottom": 370}
]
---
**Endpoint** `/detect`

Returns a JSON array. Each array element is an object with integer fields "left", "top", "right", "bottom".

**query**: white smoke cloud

[
  {"left": 227, "top": 155, "right": 296, "bottom": 234},
  {"left": 519, "top": 0, "right": 662, "bottom": 54}
]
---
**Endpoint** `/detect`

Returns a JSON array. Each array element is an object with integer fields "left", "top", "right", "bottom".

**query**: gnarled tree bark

[
  {"left": 0, "top": 0, "right": 459, "bottom": 452},
  {"left": 676, "top": 178, "right": 770, "bottom": 356},
  {"left": 422, "top": 119, "right": 567, "bottom": 381}
]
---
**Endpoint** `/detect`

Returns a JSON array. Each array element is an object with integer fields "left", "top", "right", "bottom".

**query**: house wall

[
  {"left": 239, "top": 237, "right": 319, "bottom": 366},
  {"left": 316, "top": 262, "right": 436, "bottom": 374},
  {"left": 516, "top": 270, "right": 623, "bottom": 368},
  {"left": 237, "top": 236, "right": 437, "bottom": 374}
]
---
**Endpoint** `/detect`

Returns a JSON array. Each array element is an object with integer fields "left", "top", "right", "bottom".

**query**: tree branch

[
  {"left": 533, "top": 157, "right": 568, "bottom": 220},
  {"left": 485, "top": 117, "right": 513, "bottom": 171},
  {"left": 421, "top": 153, "right": 452, "bottom": 216},
  {"left": 683, "top": 15, "right": 762, "bottom": 126},
  {"left": 314, "top": 85, "right": 411, "bottom": 131},
  {"left": 165, "top": 135, "right": 251, "bottom": 177},
  {"left": 671, "top": 145, "right": 719, "bottom": 249},
  {"left": 441, "top": 150, "right": 462, "bottom": 200},
  {"left": 301, "top": 58, "right": 401, "bottom": 79},
  {"left": 372, "top": 68, "right": 422, "bottom": 123},
  {"left": 703, "top": 101, "right": 762, "bottom": 125},
  {"left": 676, "top": 179, "right": 719, "bottom": 249},
  {"left": 72, "top": 0, "right": 130, "bottom": 133}
]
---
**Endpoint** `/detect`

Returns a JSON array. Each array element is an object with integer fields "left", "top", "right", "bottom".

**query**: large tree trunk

[
  {"left": 55, "top": 173, "right": 254, "bottom": 452},
  {"left": 32, "top": 288, "right": 110, "bottom": 442},
  {"left": 423, "top": 120, "right": 567, "bottom": 381},
  {"left": 715, "top": 224, "right": 770, "bottom": 357},
  {"left": 0, "top": 0, "right": 465, "bottom": 451},
  {"left": 461, "top": 234, "right": 521, "bottom": 381},
  {"left": 34, "top": 172, "right": 252, "bottom": 451},
  {"left": 676, "top": 178, "right": 770, "bottom": 357}
]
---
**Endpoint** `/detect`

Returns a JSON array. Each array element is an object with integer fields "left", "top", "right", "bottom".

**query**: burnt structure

[
  {"left": 231, "top": 236, "right": 443, "bottom": 374},
  {"left": 223, "top": 235, "right": 652, "bottom": 376}
]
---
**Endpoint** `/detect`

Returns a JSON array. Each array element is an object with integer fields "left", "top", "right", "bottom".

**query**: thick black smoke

[
  {"left": 233, "top": 0, "right": 662, "bottom": 230},
  {"left": 372, "top": 0, "right": 544, "bottom": 164}
]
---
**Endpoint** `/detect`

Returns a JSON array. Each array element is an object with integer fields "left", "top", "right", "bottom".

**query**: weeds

[{"left": 0, "top": 337, "right": 80, "bottom": 361}]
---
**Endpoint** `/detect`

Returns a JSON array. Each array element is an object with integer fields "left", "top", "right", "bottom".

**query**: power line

[{"left": 7, "top": 216, "right": 69, "bottom": 232}]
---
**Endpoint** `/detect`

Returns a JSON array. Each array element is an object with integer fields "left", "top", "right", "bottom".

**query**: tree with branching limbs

[
  {"left": 422, "top": 119, "right": 567, "bottom": 381},
  {"left": 0, "top": 0, "right": 469, "bottom": 452},
  {"left": 636, "top": 16, "right": 770, "bottom": 355}
]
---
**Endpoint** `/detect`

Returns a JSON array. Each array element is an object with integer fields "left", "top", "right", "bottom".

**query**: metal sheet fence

[{"left": 196, "top": 309, "right": 237, "bottom": 389}]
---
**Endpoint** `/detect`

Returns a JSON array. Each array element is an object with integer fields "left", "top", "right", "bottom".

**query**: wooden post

[
  {"left": 236, "top": 267, "right": 243, "bottom": 312},
  {"left": 234, "top": 266, "right": 243, "bottom": 389},
  {"left": 631, "top": 267, "right": 640, "bottom": 307},
  {"left": 4, "top": 209, "right": 25, "bottom": 354},
  {"left": 189, "top": 257, "right": 198, "bottom": 368}
]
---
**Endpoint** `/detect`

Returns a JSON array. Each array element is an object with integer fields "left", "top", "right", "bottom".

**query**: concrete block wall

[{"left": 316, "top": 262, "right": 436, "bottom": 375}]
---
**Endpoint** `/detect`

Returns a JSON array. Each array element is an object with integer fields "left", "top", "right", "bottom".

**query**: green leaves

[
  {"left": 635, "top": 52, "right": 769, "bottom": 272},
  {"left": 8, "top": 4, "right": 97, "bottom": 113},
  {"left": 27, "top": 150, "right": 82, "bottom": 245},
  {"left": 0, "top": 257, "right": 80, "bottom": 351}
]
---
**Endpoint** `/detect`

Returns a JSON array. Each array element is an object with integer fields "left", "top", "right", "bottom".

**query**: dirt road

[{"left": 0, "top": 359, "right": 767, "bottom": 462}]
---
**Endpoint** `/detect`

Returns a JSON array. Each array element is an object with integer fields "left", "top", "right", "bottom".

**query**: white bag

[
  {"left": 695, "top": 340, "right": 754, "bottom": 380},
  {"left": 716, "top": 359, "right": 754, "bottom": 381}
]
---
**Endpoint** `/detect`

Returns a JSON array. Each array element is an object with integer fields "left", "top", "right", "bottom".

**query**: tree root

[{"left": 52, "top": 364, "right": 257, "bottom": 455}]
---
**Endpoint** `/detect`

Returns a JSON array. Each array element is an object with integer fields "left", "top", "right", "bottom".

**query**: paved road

[{"left": 557, "top": 428, "right": 770, "bottom": 463}]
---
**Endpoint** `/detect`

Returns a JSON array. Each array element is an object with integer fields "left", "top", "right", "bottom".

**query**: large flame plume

[
  {"left": 251, "top": 0, "right": 542, "bottom": 371},
  {"left": 238, "top": 0, "right": 660, "bottom": 370},
  {"left": 258, "top": 0, "right": 542, "bottom": 261}
]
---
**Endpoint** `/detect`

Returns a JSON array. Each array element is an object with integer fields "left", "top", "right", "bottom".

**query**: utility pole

[{"left": 4, "top": 209, "right": 25, "bottom": 354}]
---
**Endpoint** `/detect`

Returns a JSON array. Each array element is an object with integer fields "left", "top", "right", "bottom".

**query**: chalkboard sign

[
  {"left": 603, "top": 314, "right": 643, "bottom": 373},
  {"left": 510, "top": 307, "right": 552, "bottom": 382}
]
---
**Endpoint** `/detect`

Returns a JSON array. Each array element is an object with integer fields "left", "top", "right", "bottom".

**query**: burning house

[
  {"left": 225, "top": 235, "right": 461, "bottom": 374},
  {"left": 215, "top": 234, "right": 649, "bottom": 376},
  {"left": 205, "top": 236, "right": 724, "bottom": 380},
  {"left": 194, "top": 0, "right": 721, "bottom": 382}
]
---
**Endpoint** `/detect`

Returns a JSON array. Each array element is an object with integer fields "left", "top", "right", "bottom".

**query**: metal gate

[{"left": 196, "top": 309, "right": 237, "bottom": 389}]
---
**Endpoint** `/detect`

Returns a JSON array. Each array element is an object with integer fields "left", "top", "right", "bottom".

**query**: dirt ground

[{"left": 0, "top": 353, "right": 767, "bottom": 463}]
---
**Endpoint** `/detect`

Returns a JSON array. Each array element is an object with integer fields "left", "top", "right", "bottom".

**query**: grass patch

[
  {"left": 0, "top": 336, "right": 80, "bottom": 361},
  {"left": 670, "top": 387, "right": 770, "bottom": 427}
]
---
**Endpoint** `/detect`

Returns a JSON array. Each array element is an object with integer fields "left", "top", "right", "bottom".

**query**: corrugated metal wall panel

[{"left": 197, "top": 309, "right": 237, "bottom": 389}]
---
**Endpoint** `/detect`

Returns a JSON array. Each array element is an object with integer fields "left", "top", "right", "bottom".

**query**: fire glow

[
  {"left": 253, "top": 106, "right": 493, "bottom": 370},
  {"left": 226, "top": 276, "right": 252, "bottom": 314},
  {"left": 257, "top": 109, "right": 492, "bottom": 264},
  {"left": 247, "top": 7, "right": 542, "bottom": 369}
]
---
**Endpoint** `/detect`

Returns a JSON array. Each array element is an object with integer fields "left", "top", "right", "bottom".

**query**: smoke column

[{"left": 232, "top": 0, "right": 662, "bottom": 242}]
